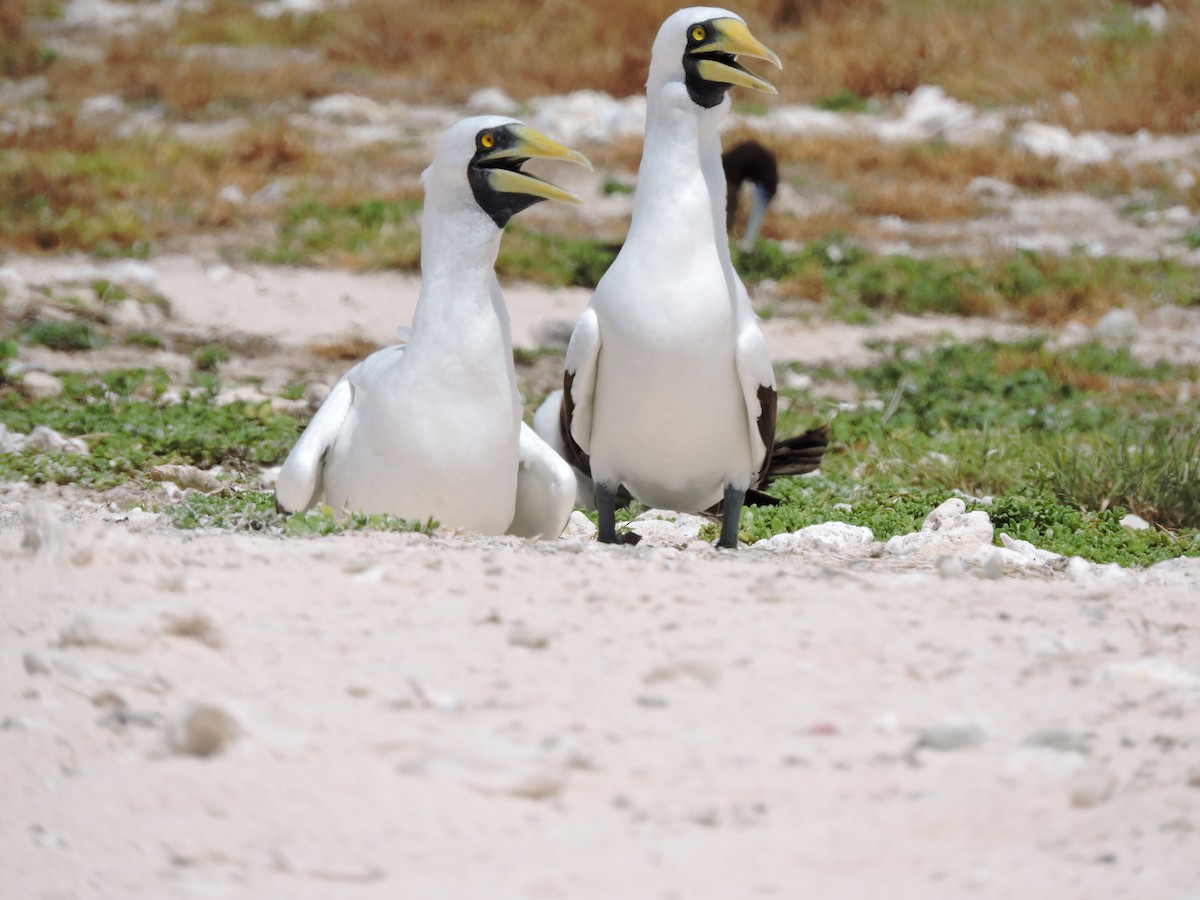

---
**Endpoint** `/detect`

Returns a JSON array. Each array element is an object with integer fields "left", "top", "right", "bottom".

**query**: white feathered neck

[
  {"left": 626, "top": 82, "right": 729, "bottom": 263},
  {"left": 409, "top": 184, "right": 504, "bottom": 339}
]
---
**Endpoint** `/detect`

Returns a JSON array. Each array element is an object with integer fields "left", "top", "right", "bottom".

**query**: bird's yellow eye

[
  {"left": 480, "top": 132, "right": 495, "bottom": 149},
  {"left": 691, "top": 24, "right": 706, "bottom": 42}
]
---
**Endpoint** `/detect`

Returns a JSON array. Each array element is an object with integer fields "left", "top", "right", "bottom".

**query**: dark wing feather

[{"left": 559, "top": 369, "right": 593, "bottom": 479}]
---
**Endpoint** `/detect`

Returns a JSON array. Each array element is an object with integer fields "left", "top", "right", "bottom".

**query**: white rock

[
  {"left": 982, "top": 550, "right": 1006, "bottom": 580},
  {"left": 310, "top": 93, "right": 388, "bottom": 125},
  {"left": 107, "top": 297, "right": 162, "bottom": 331},
  {"left": 21, "top": 500, "right": 67, "bottom": 554},
  {"left": 966, "top": 176, "right": 1018, "bottom": 201},
  {"left": 1014, "top": 122, "right": 1113, "bottom": 166},
  {"left": 754, "top": 521, "right": 875, "bottom": 553},
  {"left": 466, "top": 87, "right": 519, "bottom": 116},
  {"left": 1104, "top": 658, "right": 1200, "bottom": 689},
  {"left": 0, "top": 265, "right": 25, "bottom": 295},
  {"left": 1066, "top": 556, "right": 1095, "bottom": 584},
  {"left": 782, "top": 370, "right": 813, "bottom": 391},
  {"left": 629, "top": 509, "right": 707, "bottom": 544},
  {"left": 21, "top": 371, "right": 64, "bottom": 399},
  {"left": 1120, "top": 513, "right": 1151, "bottom": 530},
  {"left": 1093, "top": 308, "right": 1139, "bottom": 346},
  {"left": 1133, "top": 3, "right": 1168, "bottom": 33},
  {"left": 24, "top": 425, "right": 88, "bottom": 455},
  {"left": 104, "top": 259, "right": 159, "bottom": 289},
  {"left": 1143, "top": 555, "right": 1200, "bottom": 587},
  {"left": 998, "top": 533, "right": 1063, "bottom": 567},
  {"left": 562, "top": 510, "right": 597, "bottom": 539},
  {"left": 205, "top": 264, "right": 236, "bottom": 285},
  {"left": 876, "top": 85, "right": 977, "bottom": 143},
  {"left": 0, "top": 424, "right": 21, "bottom": 454},
  {"left": 257, "top": 0, "right": 327, "bottom": 16},
  {"left": 759, "top": 105, "right": 856, "bottom": 139},
  {"left": 530, "top": 90, "right": 646, "bottom": 145},
  {"left": 77, "top": 93, "right": 125, "bottom": 126},
  {"left": 217, "top": 184, "right": 246, "bottom": 206},
  {"left": 885, "top": 498, "right": 993, "bottom": 558},
  {"left": 251, "top": 181, "right": 288, "bottom": 206},
  {"left": 1162, "top": 205, "right": 1194, "bottom": 227},
  {"left": 936, "top": 555, "right": 967, "bottom": 578}
]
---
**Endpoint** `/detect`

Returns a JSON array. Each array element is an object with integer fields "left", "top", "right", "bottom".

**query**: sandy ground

[
  {"left": 3, "top": 252, "right": 1200, "bottom": 898},
  {"left": 2, "top": 512, "right": 1200, "bottom": 900}
]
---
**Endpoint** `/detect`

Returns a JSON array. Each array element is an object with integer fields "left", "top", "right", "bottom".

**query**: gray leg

[
  {"left": 716, "top": 484, "right": 745, "bottom": 549},
  {"left": 596, "top": 482, "right": 640, "bottom": 546}
]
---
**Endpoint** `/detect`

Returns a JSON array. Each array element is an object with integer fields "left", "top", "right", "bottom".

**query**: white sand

[{"left": 3, "top": 501, "right": 1200, "bottom": 899}]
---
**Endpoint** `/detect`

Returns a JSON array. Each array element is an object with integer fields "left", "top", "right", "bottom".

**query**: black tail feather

[
  {"left": 764, "top": 424, "right": 830, "bottom": 482},
  {"left": 709, "top": 424, "right": 832, "bottom": 514}
]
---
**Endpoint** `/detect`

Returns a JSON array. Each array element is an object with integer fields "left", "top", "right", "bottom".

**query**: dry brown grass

[
  {"left": 764, "top": 0, "right": 1200, "bottom": 134},
  {"left": 0, "top": 112, "right": 321, "bottom": 251},
  {"left": 315, "top": 0, "right": 1200, "bottom": 133},
  {"left": 47, "top": 28, "right": 336, "bottom": 117},
  {"left": 23, "top": 0, "right": 1200, "bottom": 133},
  {"left": 719, "top": 127, "right": 1199, "bottom": 226},
  {"left": 1, "top": 0, "right": 49, "bottom": 77},
  {"left": 309, "top": 335, "right": 382, "bottom": 361}
]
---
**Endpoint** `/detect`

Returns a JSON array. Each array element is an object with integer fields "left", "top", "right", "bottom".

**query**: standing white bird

[
  {"left": 274, "top": 117, "right": 591, "bottom": 539},
  {"left": 537, "top": 7, "right": 788, "bottom": 549}
]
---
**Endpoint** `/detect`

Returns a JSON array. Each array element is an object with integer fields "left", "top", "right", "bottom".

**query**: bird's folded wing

[
  {"left": 562, "top": 307, "right": 602, "bottom": 454},
  {"left": 734, "top": 314, "right": 777, "bottom": 482},
  {"left": 274, "top": 376, "right": 354, "bottom": 513},
  {"left": 508, "top": 422, "right": 578, "bottom": 539}
]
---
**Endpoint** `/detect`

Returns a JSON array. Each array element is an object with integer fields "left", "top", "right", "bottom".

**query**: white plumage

[
  {"left": 538, "top": 7, "right": 781, "bottom": 548},
  {"left": 275, "top": 116, "right": 589, "bottom": 539}
]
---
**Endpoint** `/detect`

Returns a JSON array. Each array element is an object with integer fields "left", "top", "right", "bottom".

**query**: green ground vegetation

[
  {"left": 752, "top": 337, "right": 1200, "bottom": 563},
  {"left": 253, "top": 204, "right": 1198, "bottom": 322},
  {"left": 1, "top": 332, "right": 1197, "bottom": 563},
  {"left": 732, "top": 240, "right": 1200, "bottom": 322},
  {"left": 166, "top": 489, "right": 437, "bottom": 536},
  {"left": 0, "top": 368, "right": 301, "bottom": 489}
]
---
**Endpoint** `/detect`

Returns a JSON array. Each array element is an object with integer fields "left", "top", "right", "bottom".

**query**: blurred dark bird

[{"left": 723, "top": 139, "right": 778, "bottom": 251}]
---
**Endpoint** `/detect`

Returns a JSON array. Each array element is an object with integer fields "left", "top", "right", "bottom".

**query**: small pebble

[
  {"left": 149, "top": 464, "right": 223, "bottom": 493},
  {"left": 162, "top": 611, "right": 222, "bottom": 649},
  {"left": 912, "top": 720, "right": 986, "bottom": 756},
  {"left": 1070, "top": 766, "right": 1117, "bottom": 808},
  {"left": 508, "top": 623, "right": 550, "bottom": 650},
  {"left": 982, "top": 551, "right": 1006, "bottom": 580},
  {"left": 22, "top": 651, "right": 53, "bottom": 676},
  {"left": 168, "top": 703, "right": 239, "bottom": 758},
  {"left": 936, "top": 555, "right": 966, "bottom": 578}
]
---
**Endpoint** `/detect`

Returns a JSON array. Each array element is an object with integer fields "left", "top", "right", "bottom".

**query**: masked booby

[
  {"left": 723, "top": 139, "right": 779, "bottom": 252},
  {"left": 274, "top": 117, "right": 590, "bottom": 539},
  {"left": 540, "top": 8, "right": 787, "bottom": 548}
]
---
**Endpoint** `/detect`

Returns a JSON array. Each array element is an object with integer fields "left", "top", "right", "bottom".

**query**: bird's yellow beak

[
  {"left": 691, "top": 18, "right": 781, "bottom": 94},
  {"left": 478, "top": 124, "right": 592, "bottom": 206}
]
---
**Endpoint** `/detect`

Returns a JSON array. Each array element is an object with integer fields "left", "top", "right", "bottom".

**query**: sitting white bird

[
  {"left": 275, "top": 117, "right": 591, "bottom": 539},
  {"left": 537, "top": 7, "right": 817, "bottom": 549}
]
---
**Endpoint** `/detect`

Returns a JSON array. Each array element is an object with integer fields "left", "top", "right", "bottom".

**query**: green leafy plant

[{"left": 21, "top": 319, "right": 107, "bottom": 351}]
